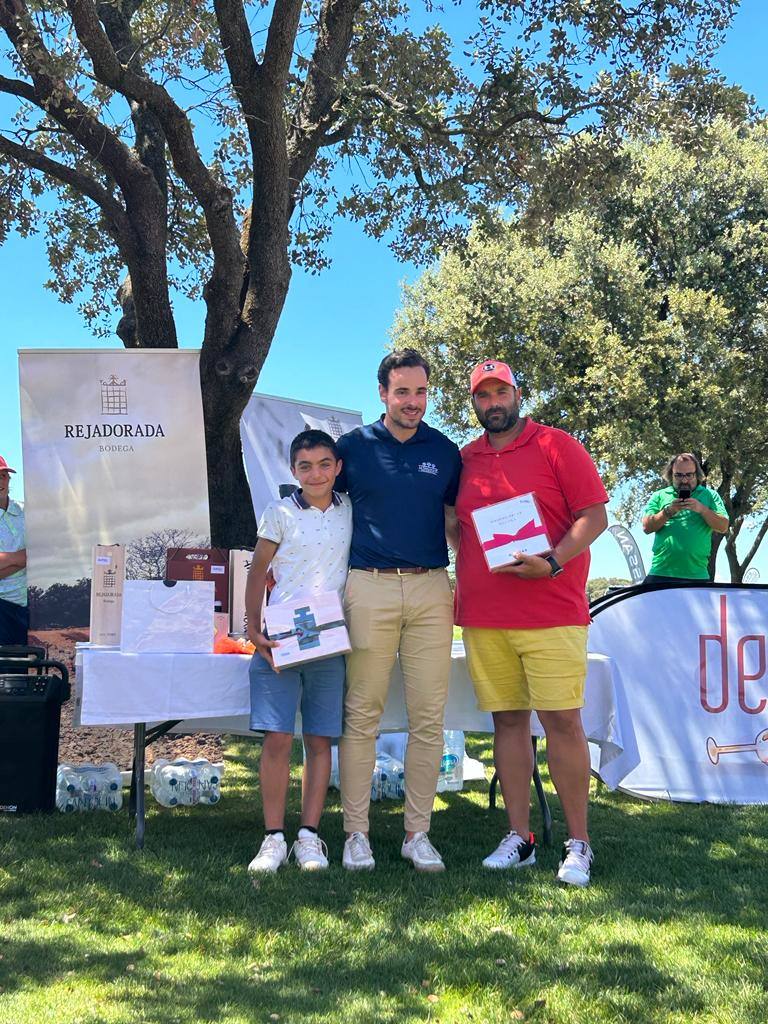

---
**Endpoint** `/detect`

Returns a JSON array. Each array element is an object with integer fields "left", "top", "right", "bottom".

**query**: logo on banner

[
  {"left": 588, "top": 585, "right": 768, "bottom": 802},
  {"left": 699, "top": 594, "right": 766, "bottom": 716},
  {"left": 701, "top": 594, "right": 768, "bottom": 769},
  {"left": 62, "top": 373, "right": 166, "bottom": 452},
  {"left": 326, "top": 416, "right": 344, "bottom": 440},
  {"left": 101, "top": 375, "right": 128, "bottom": 415}
]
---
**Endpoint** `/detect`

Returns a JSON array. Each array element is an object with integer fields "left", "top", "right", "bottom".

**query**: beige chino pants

[{"left": 339, "top": 568, "right": 454, "bottom": 834}]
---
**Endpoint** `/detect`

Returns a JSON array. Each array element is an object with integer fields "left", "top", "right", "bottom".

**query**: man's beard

[
  {"left": 387, "top": 407, "right": 424, "bottom": 431},
  {"left": 479, "top": 405, "right": 519, "bottom": 433}
]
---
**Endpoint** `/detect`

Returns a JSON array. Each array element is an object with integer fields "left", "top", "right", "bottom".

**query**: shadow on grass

[
  {"left": 2, "top": 737, "right": 768, "bottom": 1023},
  {"left": 4, "top": 913, "right": 758, "bottom": 1024}
]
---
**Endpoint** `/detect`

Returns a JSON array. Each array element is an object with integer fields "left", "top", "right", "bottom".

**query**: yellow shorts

[{"left": 463, "top": 626, "right": 588, "bottom": 712}]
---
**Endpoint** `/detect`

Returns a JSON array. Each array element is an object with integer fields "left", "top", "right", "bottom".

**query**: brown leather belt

[{"left": 358, "top": 566, "right": 432, "bottom": 575}]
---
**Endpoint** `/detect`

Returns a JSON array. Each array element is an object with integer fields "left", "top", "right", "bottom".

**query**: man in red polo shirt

[{"left": 453, "top": 360, "right": 608, "bottom": 886}]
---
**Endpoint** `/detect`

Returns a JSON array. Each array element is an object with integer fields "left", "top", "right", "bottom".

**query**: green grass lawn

[{"left": 2, "top": 735, "right": 767, "bottom": 1024}]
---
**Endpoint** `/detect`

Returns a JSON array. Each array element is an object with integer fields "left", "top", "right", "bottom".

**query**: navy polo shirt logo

[{"left": 418, "top": 461, "right": 439, "bottom": 476}]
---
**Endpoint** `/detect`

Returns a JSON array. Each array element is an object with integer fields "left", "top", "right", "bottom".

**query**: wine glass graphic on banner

[{"left": 706, "top": 730, "right": 768, "bottom": 766}]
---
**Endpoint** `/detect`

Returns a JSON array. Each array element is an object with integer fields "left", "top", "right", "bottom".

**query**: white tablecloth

[{"left": 80, "top": 645, "right": 639, "bottom": 789}]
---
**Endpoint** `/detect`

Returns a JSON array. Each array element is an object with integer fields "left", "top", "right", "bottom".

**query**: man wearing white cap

[
  {"left": 0, "top": 455, "right": 28, "bottom": 645},
  {"left": 454, "top": 361, "right": 608, "bottom": 887}
]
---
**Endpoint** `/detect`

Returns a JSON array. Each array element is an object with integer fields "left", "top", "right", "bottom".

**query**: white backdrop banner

[
  {"left": 240, "top": 392, "right": 362, "bottom": 520},
  {"left": 19, "top": 349, "right": 210, "bottom": 630},
  {"left": 588, "top": 584, "right": 768, "bottom": 803}
]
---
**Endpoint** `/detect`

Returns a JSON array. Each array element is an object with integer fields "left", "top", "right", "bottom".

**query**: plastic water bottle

[
  {"left": 368, "top": 753, "right": 405, "bottom": 801},
  {"left": 370, "top": 762, "right": 384, "bottom": 802},
  {"left": 436, "top": 731, "right": 465, "bottom": 793},
  {"left": 380, "top": 755, "right": 405, "bottom": 800},
  {"left": 56, "top": 766, "right": 83, "bottom": 813},
  {"left": 56, "top": 763, "right": 123, "bottom": 812},
  {"left": 150, "top": 758, "right": 222, "bottom": 807},
  {"left": 198, "top": 762, "right": 221, "bottom": 805},
  {"left": 328, "top": 746, "right": 341, "bottom": 790}
]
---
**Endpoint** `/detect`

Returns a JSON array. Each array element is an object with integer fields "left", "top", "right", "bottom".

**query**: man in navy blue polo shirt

[{"left": 336, "top": 349, "right": 461, "bottom": 872}]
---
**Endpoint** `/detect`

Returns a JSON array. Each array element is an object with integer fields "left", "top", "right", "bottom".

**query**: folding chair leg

[{"left": 488, "top": 736, "right": 552, "bottom": 846}]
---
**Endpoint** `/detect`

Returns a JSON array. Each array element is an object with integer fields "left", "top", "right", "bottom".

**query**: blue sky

[{"left": 1, "top": 0, "right": 766, "bottom": 581}]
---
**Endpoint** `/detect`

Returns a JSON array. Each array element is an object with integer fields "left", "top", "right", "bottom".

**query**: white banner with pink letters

[{"left": 588, "top": 583, "right": 768, "bottom": 803}]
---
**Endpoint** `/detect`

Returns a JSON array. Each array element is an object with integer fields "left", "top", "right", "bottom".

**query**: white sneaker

[
  {"left": 401, "top": 832, "right": 445, "bottom": 873},
  {"left": 291, "top": 831, "right": 329, "bottom": 871},
  {"left": 557, "top": 839, "right": 593, "bottom": 887},
  {"left": 482, "top": 831, "right": 536, "bottom": 870},
  {"left": 248, "top": 833, "right": 288, "bottom": 874},
  {"left": 342, "top": 832, "right": 375, "bottom": 871}
]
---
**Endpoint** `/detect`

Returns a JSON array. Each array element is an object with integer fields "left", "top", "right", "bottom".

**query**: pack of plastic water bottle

[
  {"left": 436, "top": 730, "right": 465, "bottom": 793},
  {"left": 370, "top": 753, "right": 405, "bottom": 801},
  {"left": 149, "top": 758, "right": 222, "bottom": 807},
  {"left": 56, "top": 763, "right": 123, "bottom": 812}
]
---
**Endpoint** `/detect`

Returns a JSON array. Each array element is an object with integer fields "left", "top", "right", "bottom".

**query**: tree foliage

[
  {"left": 27, "top": 578, "right": 91, "bottom": 627},
  {"left": 0, "top": 0, "right": 736, "bottom": 544},
  {"left": 586, "top": 576, "right": 630, "bottom": 602},
  {"left": 393, "top": 115, "right": 768, "bottom": 581}
]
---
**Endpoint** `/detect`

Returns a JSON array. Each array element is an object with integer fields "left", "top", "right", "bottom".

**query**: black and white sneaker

[
  {"left": 482, "top": 830, "right": 536, "bottom": 870},
  {"left": 556, "top": 839, "right": 593, "bottom": 887}
]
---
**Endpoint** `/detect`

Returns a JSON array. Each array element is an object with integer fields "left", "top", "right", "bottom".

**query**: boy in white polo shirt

[{"left": 245, "top": 429, "right": 352, "bottom": 873}]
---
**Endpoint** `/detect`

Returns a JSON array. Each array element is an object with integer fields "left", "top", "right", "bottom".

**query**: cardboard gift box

[
  {"left": 264, "top": 591, "right": 351, "bottom": 669},
  {"left": 166, "top": 547, "right": 230, "bottom": 613},
  {"left": 90, "top": 544, "right": 126, "bottom": 646},
  {"left": 471, "top": 492, "right": 552, "bottom": 570},
  {"left": 229, "top": 548, "right": 254, "bottom": 635}
]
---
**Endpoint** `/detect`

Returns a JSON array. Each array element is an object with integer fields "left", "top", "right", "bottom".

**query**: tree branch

[
  {"left": 740, "top": 511, "right": 768, "bottom": 574},
  {"left": 261, "top": 0, "right": 303, "bottom": 88},
  {"left": 66, "top": 0, "right": 235, "bottom": 220},
  {"left": 0, "top": 0, "right": 181, "bottom": 347},
  {"left": 286, "top": 0, "right": 361, "bottom": 192},
  {"left": 212, "top": 0, "right": 259, "bottom": 103},
  {"left": 317, "top": 120, "right": 357, "bottom": 147},
  {"left": 95, "top": 0, "right": 169, "bottom": 201},
  {"left": 0, "top": 132, "right": 129, "bottom": 236},
  {"left": 0, "top": 72, "right": 36, "bottom": 102},
  {"left": 66, "top": 0, "right": 244, "bottom": 332},
  {"left": 0, "top": 0, "right": 152, "bottom": 197},
  {"left": 355, "top": 83, "right": 608, "bottom": 142}
]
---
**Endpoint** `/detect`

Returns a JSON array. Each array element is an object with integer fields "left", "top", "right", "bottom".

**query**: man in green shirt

[{"left": 642, "top": 452, "right": 728, "bottom": 582}]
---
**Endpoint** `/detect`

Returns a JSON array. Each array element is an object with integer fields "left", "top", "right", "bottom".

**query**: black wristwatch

[{"left": 544, "top": 554, "right": 564, "bottom": 578}]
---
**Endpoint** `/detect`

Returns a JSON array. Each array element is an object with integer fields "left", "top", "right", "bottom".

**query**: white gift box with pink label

[{"left": 471, "top": 492, "right": 551, "bottom": 570}]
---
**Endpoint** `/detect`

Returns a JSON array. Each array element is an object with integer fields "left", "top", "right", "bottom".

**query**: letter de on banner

[{"left": 699, "top": 595, "right": 767, "bottom": 715}]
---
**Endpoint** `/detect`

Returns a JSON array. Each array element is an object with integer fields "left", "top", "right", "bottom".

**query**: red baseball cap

[
  {"left": 0, "top": 455, "right": 16, "bottom": 474},
  {"left": 469, "top": 359, "right": 518, "bottom": 394}
]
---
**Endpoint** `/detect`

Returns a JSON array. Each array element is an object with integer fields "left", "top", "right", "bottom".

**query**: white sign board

[
  {"left": 240, "top": 392, "right": 362, "bottom": 520},
  {"left": 589, "top": 585, "right": 768, "bottom": 803},
  {"left": 19, "top": 349, "right": 210, "bottom": 629}
]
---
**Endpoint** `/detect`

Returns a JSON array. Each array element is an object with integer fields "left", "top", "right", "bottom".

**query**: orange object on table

[{"left": 213, "top": 636, "right": 255, "bottom": 655}]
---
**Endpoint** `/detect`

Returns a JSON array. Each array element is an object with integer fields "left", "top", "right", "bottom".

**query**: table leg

[
  {"left": 133, "top": 722, "right": 146, "bottom": 851},
  {"left": 487, "top": 737, "right": 552, "bottom": 846},
  {"left": 531, "top": 737, "right": 552, "bottom": 847},
  {"left": 127, "top": 720, "right": 178, "bottom": 851}
]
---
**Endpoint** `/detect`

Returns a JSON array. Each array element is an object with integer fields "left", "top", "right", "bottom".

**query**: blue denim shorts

[{"left": 249, "top": 653, "right": 345, "bottom": 737}]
